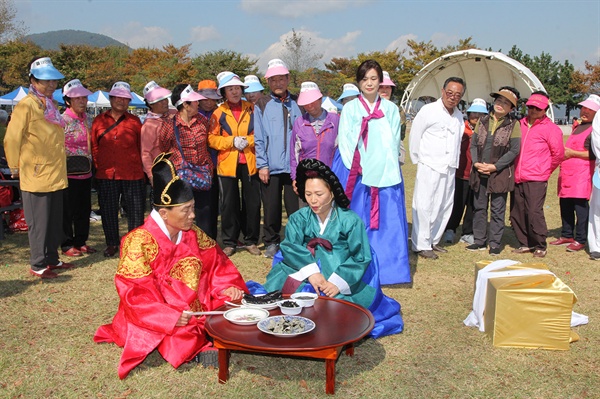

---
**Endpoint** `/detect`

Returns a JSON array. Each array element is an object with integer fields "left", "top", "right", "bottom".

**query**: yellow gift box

[
  {"left": 484, "top": 273, "right": 578, "bottom": 350},
  {"left": 473, "top": 260, "right": 549, "bottom": 294}
]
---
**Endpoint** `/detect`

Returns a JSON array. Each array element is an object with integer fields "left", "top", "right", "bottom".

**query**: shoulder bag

[{"left": 173, "top": 118, "right": 212, "bottom": 191}]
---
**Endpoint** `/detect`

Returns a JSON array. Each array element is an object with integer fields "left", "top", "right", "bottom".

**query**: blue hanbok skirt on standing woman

[{"left": 331, "top": 149, "right": 411, "bottom": 285}]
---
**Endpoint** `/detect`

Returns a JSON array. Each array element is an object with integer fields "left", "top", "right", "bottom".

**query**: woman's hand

[
  {"left": 222, "top": 286, "right": 244, "bottom": 301},
  {"left": 176, "top": 311, "right": 192, "bottom": 327},
  {"left": 319, "top": 281, "right": 340, "bottom": 297},
  {"left": 307, "top": 273, "right": 327, "bottom": 293},
  {"left": 475, "top": 162, "right": 496, "bottom": 175}
]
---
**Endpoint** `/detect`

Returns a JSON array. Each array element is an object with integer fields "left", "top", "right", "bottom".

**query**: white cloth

[
  {"left": 588, "top": 112, "right": 600, "bottom": 252},
  {"left": 409, "top": 98, "right": 464, "bottom": 173},
  {"left": 464, "top": 259, "right": 588, "bottom": 332},
  {"left": 411, "top": 163, "right": 455, "bottom": 251}
]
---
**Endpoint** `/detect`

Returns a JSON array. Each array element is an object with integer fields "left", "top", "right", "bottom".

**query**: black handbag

[{"left": 66, "top": 155, "right": 92, "bottom": 175}]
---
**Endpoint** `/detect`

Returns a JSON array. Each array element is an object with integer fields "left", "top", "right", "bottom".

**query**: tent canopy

[
  {"left": 0, "top": 86, "right": 29, "bottom": 106},
  {"left": 400, "top": 49, "right": 553, "bottom": 120}
]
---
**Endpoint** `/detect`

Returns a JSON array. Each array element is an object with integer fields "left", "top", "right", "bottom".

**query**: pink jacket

[
  {"left": 515, "top": 116, "right": 564, "bottom": 183},
  {"left": 558, "top": 124, "right": 594, "bottom": 199}
]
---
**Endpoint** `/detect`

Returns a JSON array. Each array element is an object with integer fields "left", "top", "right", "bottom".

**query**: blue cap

[
  {"left": 337, "top": 83, "right": 360, "bottom": 102},
  {"left": 244, "top": 75, "right": 264, "bottom": 93},
  {"left": 29, "top": 57, "right": 64, "bottom": 80},
  {"left": 466, "top": 98, "right": 488, "bottom": 114}
]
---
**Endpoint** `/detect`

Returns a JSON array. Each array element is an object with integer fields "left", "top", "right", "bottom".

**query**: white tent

[
  {"left": 0, "top": 86, "right": 29, "bottom": 106},
  {"left": 400, "top": 49, "right": 553, "bottom": 121}
]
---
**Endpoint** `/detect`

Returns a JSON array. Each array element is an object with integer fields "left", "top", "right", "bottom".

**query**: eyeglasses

[
  {"left": 444, "top": 90, "right": 463, "bottom": 99},
  {"left": 526, "top": 105, "right": 543, "bottom": 111}
]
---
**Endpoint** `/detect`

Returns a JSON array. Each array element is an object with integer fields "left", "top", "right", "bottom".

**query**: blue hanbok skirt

[{"left": 331, "top": 149, "right": 411, "bottom": 284}]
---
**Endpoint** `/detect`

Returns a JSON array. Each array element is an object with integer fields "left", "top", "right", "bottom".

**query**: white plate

[
  {"left": 223, "top": 307, "right": 269, "bottom": 325},
  {"left": 241, "top": 298, "right": 280, "bottom": 310},
  {"left": 257, "top": 315, "right": 316, "bottom": 337}
]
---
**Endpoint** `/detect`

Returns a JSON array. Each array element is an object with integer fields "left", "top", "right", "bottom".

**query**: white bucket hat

[{"left": 217, "top": 71, "right": 247, "bottom": 90}]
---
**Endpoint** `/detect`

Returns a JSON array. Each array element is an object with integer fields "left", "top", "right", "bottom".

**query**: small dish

[
  {"left": 278, "top": 299, "right": 302, "bottom": 315},
  {"left": 241, "top": 298, "right": 279, "bottom": 310},
  {"left": 257, "top": 315, "right": 315, "bottom": 337},
  {"left": 290, "top": 292, "right": 318, "bottom": 307},
  {"left": 223, "top": 307, "right": 269, "bottom": 325}
]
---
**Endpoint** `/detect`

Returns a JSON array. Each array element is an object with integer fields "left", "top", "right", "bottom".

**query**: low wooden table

[{"left": 205, "top": 296, "right": 374, "bottom": 395}]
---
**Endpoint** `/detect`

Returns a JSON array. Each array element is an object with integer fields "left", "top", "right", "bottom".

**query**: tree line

[{"left": 0, "top": 36, "right": 598, "bottom": 116}]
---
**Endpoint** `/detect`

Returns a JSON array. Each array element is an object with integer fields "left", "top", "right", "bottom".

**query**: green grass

[{"left": 0, "top": 131, "right": 597, "bottom": 398}]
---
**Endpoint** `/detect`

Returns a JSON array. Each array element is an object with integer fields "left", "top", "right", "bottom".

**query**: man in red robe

[{"left": 94, "top": 153, "right": 248, "bottom": 379}]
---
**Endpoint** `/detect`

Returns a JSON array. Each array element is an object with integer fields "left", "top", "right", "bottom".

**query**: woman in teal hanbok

[{"left": 258, "top": 158, "right": 403, "bottom": 338}]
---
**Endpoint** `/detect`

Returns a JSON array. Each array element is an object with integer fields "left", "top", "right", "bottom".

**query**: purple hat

[
  {"left": 578, "top": 94, "right": 600, "bottom": 112},
  {"left": 381, "top": 71, "right": 396, "bottom": 87},
  {"left": 174, "top": 84, "right": 206, "bottom": 107},
  {"left": 63, "top": 79, "right": 93, "bottom": 98},
  {"left": 109, "top": 81, "right": 133, "bottom": 99},
  {"left": 297, "top": 82, "right": 323, "bottom": 106},
  {"left": 143, "top": 81, "right": 171, "bottom": 104},
  {"left": 264, "top": 58, "right": 289, "bottom": 79}
]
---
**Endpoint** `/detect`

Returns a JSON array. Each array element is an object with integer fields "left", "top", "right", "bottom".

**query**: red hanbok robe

[{"left": 94, "top": 213, "right": 248, "bottom": 379}]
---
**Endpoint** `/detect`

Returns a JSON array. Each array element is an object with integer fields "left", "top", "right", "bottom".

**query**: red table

[{"left": 205, "top": 296, "right": 375, "bottom": 394}]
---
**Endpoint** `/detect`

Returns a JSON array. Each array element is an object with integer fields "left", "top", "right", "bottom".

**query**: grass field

[{"left": 0, "top": 133, "right": 597, "bottom": 399}]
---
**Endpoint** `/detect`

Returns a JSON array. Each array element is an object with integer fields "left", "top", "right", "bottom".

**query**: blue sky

[{"left": 15, "top": 0, "right": 600, "bottom": 72}]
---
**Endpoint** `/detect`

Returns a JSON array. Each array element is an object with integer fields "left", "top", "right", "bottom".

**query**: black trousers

[
  {"left": 510, "top": 181, "right": 548, "bottom": 250},
  {"left": 445, "top": 177, "right": 473, "bottom": 235},
  {"left": 97, "top": 179, "right": 145, "bottom": 247},
  {"left": 472, "top": 178, "right": 508, "bottom": 248},
  {"left": 22, "top": 190, "right": 64, "bottom": 270},
  {"left": 62, "top": 177, "right": 92, "bottom": 249},
  {"left": 260, "top": 172, "right": 299, "bottom": 245},
  {"left": 559, "top": 197, "right": 589, "bottom": 244},
  {"left": 192, "top": 188, "right": 217, "bottom": 240},
  {"left": 219, "top": 164, "right": 261, "bottom": 247}
]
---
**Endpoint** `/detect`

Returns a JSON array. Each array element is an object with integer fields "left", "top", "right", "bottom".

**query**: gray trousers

[
  {"left": 22, "top": 190, "right": 65, "bottom": 270},
  {"left": 472, "top": 178, "right": 508, "bottom": 249}
]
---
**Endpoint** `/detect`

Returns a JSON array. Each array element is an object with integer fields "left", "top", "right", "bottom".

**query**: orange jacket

[{"left": 208, "top": 100, "right": 256, "bottom": 177}]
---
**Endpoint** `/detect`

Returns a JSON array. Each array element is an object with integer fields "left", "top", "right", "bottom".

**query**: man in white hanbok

[
  {"left": 409, "top": 77, "right": 465, "bottom": 259},
  {"left": 588, "top": 111, "right": 600, "bottom": 260}
]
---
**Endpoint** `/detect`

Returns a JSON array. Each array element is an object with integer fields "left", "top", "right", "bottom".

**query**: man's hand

[
  {"left": 259, "top": 168, "right": 270, "bottom": 184},
  {"left": 222, "top": 287, "right": 244, "bottom": 301}
]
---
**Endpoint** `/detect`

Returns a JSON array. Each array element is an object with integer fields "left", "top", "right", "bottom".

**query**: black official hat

[{"left": 152, "top": 153, "right": 194, "bottom": 207}]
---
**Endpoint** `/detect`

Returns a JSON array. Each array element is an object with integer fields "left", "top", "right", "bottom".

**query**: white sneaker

[
  {"left": 443, "top": 230, "right": 455, "bottom": 243},
  {"left": 90, "top": 211, "right": 101, "bottom": 222},
  {"left": 459, "top": 234, "right": 474, "bottom": 245}
]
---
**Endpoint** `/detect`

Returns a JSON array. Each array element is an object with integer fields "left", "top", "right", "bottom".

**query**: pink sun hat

[
  {"left": 143, "top": 81, "right": 171, "bottom": 104},
  {"left": 578, "top": 94, "right": 600, "bottom": 112},
  {"left": 174, "top": 84, "right": 206, "bottom": 107},
  {"left": 526, "top": 93, "right": 549, "bottom": 109},
  {"left": 63, "top": 79, "right": 93, "bottom": 98},
  {"left": 264, "top": 58, "right": 290, "bottom": 79},
  {"left": 297, "top": 82, "right": 323, "bottom": 106},
  {"left": 381, "top": 71, "right": 396, "bottom": 87},
  {"left": 109, "top": 81, "right": 133, "bottom": 99}
]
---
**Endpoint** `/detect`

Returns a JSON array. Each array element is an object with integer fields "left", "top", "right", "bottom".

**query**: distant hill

[{"left": 22, "top": 30, "right": 130, "bottom": 50}]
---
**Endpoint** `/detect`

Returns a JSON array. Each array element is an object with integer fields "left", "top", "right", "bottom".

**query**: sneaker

[
  {"left": 89, "top": 211, "right": 101, "bottom": 222},
  {"left": 512, "top": 246, "right": 533, "bottom": 254},
  {"left": 29, "top": 268, "right": 58, "bottom": 279},
  {"left": 443, "top": 230, "right": 455, "bottom": 244},
  {"left": 466, "top": 244, "right": 486, "bottom": 251},
  {"left": 533, "top": 249, "right": 547, "bottom": 258},
  {"left": 223, "top": 247, "right": 236, "bottom": 257},
  {"left": 432, "top": 244, "right": 448, "bottom": 253},
  {"left": 590, "top": 252, "right": 600, "bottom": 261},
  {"left": 47, "top": 261, "right": 74, "bottom": 270},
  {"left": 489, "top": 247, "right": 501, "bottom": 256},
  {"left": 244, "top": 244, "right": 262, "bottom": 256},
  {"left": 62, "top": 247, "right": 83, "bottom": 257},
  {"left": 549, "top": 237, "right": 575, "bottom": 246},
  {"left": 566, "top": 242, "right": 585, "bottom": 252},
  {"left": 195, "top": 349, "right": 219, "bottom": 368},
  {"left": 264, "top": 244, "right": 279, "bottom": 258},
  {"left": 459, "top": 234, "right": 475, "bottom": 245}
]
